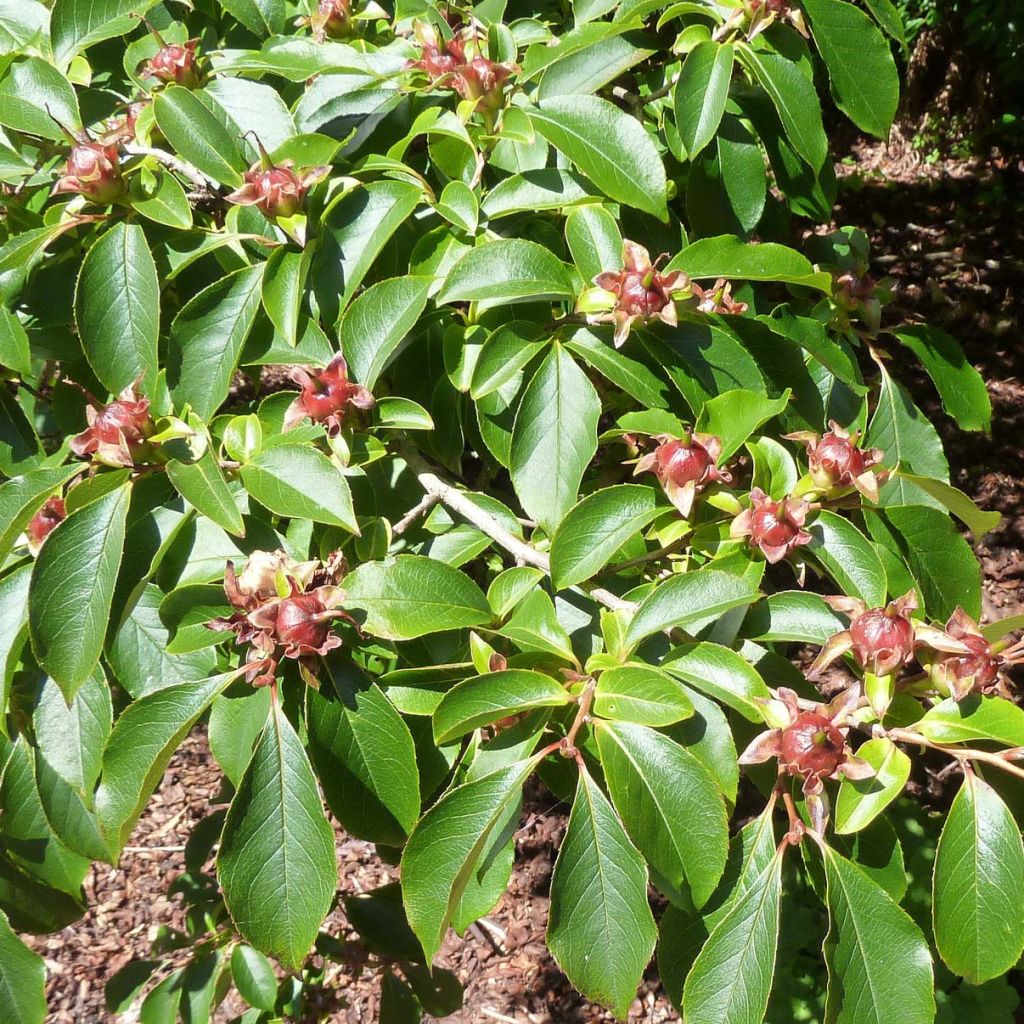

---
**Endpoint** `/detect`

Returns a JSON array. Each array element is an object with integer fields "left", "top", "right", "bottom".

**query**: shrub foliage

[{"left": 0, "top": 1, "right": 1019, "bottom": 1022}]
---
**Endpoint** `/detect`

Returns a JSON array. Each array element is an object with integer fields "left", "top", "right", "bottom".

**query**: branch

[
  {"left": 123, "top": 143, "right": 215, "bottom": 192},
  {"left": 398, "top": 445, "right": 636, "bottom": 614},
  {"left": 887, "top": 726, "right": 1024, "bottom": 783},
  {"left": 392, "top": 492, "right": 440, "bottom": 536}
]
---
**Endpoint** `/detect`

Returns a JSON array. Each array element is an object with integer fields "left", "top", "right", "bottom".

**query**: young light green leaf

[
  {"left": 674, "top": 41, "right": 735, "bottom": 159},
  {"left": 547, "top": 767, "right": 657, "bottom": 1018},
  {"left": 437, "top": 239, "right": 574, "bottom": 305},
  {"left": 696, "top": 388, "right": 791, "bottom": 459},
  {"left": 834, "top": 738, "right": 910, "bottom": 834},
  {"left": 437, "top": 179, "right": 478, "bottom": 233},
  {"left": 218, "top": 698, "right": 337, "bottom": 971},
  {"left": 527, "top": 95, "right": 668, "bottom": 219},
  {"left": 129, "top": 171, "right": 193, "bottom": 230},
  {"left": 593, "top": 665, "right": 693, "bottom": 727},
  {"left": 660, "top": 642, "right": 771, "bottom": 723},
  {"left": 682, "top": 849, "right": 783, "bottom": 1024},
  {"left": 550, "top": 484, "right": 665, "bottom": 590},
  {"left": 166, "top": 451, "right": 244, "bottom": 538},
  {"left": 915, "top": 695, "right": 1024, "bottom": 748},
  {"left": 564, "top": 204, "right": 622, "bottom": 284},
  {"left": 933, "top": 773, "right": 1024, "bottom": 984},
  {"left": 29, "top": 483, "right": 130, "bottom": 700},
  {"left": 510, "top": 344, "right": 600, "bottom": 535},
  {"left": 669, "top": 235, "right": 830, "bottom": 290},
  {"left": 894, "top": 473, "right": 1000, "bottom": 539},
  {"left": 74, "top": 224, "right": 160, "bottom": 395},
  {"left": 625, "top": 568, "right": 759, "bottom": 648},
  {"left": 343, "top": 555, "right": 492, "bottom": 640},
  {"left": 497, "top": 589, "right": 576, "bottom": 662},
  {"left": 596, "top": 720, "right": 728, "bottom": 907},
  {"left": 820, "top": 843, "right": 935, "bottom": 1024},
  {"left": 402, "top": 756, "right": 539, "bottom": 962},
  {"left": 240, "top": 445, "right": 357, "bottom": 532}
]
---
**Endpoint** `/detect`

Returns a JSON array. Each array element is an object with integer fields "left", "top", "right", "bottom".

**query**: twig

[
  {"left": 124, "top": 143, "right": 215, "bottom": 192},
  {"left": 398, "top": 444, "right": 635, "bottom": 614},
  {"left": 392, "top": 492, "right": 440, "bottom": 537},
  {"left": 608, "top": 535, "right": 687, "bottom": 572},
  {"left": 887, "top": 726, "right": 1024, "bottom": 782}
]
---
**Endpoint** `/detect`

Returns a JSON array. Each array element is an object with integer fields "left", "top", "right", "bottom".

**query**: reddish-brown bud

[
  {"left": 634, "top": 431, "right": 732, "bottom": 516},
  {"left": 269, "top": 594, "right": 339, "bottom": 653},
  {"left": 849, "top": 604, "right": 915, "bottom": 676},
  {"left": 780, "top": 712, "right": 846, "bottom": 778},
  {"left": 284, "top": 354, "right": 375, "bottom": 436},
  {"left": 70, "top": 385, "right": 153, "bottom": 467},
  {"left": 730, "top": 488, "right": 812, "bottom": 564},
  {"left": 691, "top": 278, "right": 748, "bottom": 316},
  {"left": 55, "top": 141, "right": 123, "bottom": 204},
  {"left": 27, "top": 496, "right": 66, "bottom": 555},
  {"left": 226, "top": 160, "right": 328, "bottom": 220},
  {"left": 142, "top": 39, "right": 200, "bottom": 87}
]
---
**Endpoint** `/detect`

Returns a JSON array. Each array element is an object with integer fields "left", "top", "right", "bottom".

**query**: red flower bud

[
  {"left": 780, "top": 712, "right": 847, "bottom": 778},
  {"left": 594, "top": 240, "right": 689, "bottom": 346},
  {"left": 284, "top": 354, "right": 375, "bottom": 436},
  {"left": 70, "top": 385, "right": 153, "bottom": 467},
  {"left": 142, "top": 39, "right": 201, "bottom": 88},
  {"left": 730, "top": 488, "right": 812, "bottom": 564},
  {"left": 316, "top": 0, "right": 353, "bottom": 38},
  {"left": 260, "top": 593, "right": 343, "bottom": 656},
  {"left": 690, "top": 278, "right": 748, "bottom": 316},
  {"left": 928, "top": 608, "right": 1003, "bottom": 699},
  {"left": 27, "top": 496, "right": 66, "bottom": 555},
  {"left": 849, "top": 603, "right": 915, "bottom": 676},
  {"left": 634, "top": 431, "right": 732, "bottom": 516},
  {"left": 226, "top": 160, "right": 328, "bottom": 220},
  {"left": 54, "top": 141, "right": 123, "bottom": 204}
]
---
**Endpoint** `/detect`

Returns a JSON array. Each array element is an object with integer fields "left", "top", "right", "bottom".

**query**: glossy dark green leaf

[
  {"left": 933, "top": 773, "right": 1024, "bottom": 984},
  {"left": 129, "top": 171, "right": 193, "bottom": 230},
  {"left": 547, "top": 767, "right": 657, "bottom": 1018},
  {"left": 806, "top": 509, "right": 888, "bottom": 607},
  {"left": 593, "top": 665, "right": 693, "bottom": 727},
  {"left": 835, "top": 738, "right": 910, "bottom": 834},
  {"left": 0, "top": 57, "right": 80, "bottom": 140},
  {"left": 528, "top": 95, "right": 668, "bottom": 219},
  {"left": 820, "top": 843, "right": 935, "bottom": 1024},
  {"left": 0, "top": 910, "right": 46, "bottom": 1024},
  {"left": 240, "top": 445, "right": 357, "bottom": 532},
  {"left": 682, "top": 849, "right": 783, "bottom": 1024},
  {"left": 437, "top": 239, "right": 574, "bottom": 305},
  {"left": 50, "top": 0, "right": 161, "bottom": 61},
  {"left": 661, "top": 642, "right": 771, "bottom": 723},
  {"left": 564, "top": 327, "right": 671, "bottom": 408},
  {"left": 218, "top": 698, "right": 337, "bottom": 971},
  {"left": 669, "top": 235, "right": 831, "bottom": 290},
  {"left": 916, "top": 696, "right": 1024, "bottom": 748},
  {"left": 75, "top": 223, "right": 160, "bottom": 395},
  {"left": 29, "top": 483, "right": 130, "bottom": 700},
  {"left": 674, "top": 41, "right": 735, "bottom": 159},
  {"left": 166, "top": 451, "right": 244, "bottom": 537},
  {"left": 509, "top": 344, "right": 600, "bottom": 534},
  {"left": 208, "top": 687, "right": 271, "bottom": 787},
  {"left": 260, "top": 247, "right": 308, "bottom": 349},
  {"left": 307, "top": 658, "right": 420, "bottom": 845},
  {"left": 550, "top": 484, "right": 665, "bottom": 590},
  {"left": 402, "top": 755, "right": 539, "bottom": 962},
  {"left": 154, "top": 87, "right": 247, "bottom": 186},
  {"left": 597, "top": 720, "right": 728, "bottom": 907},
  {"left": 564, "top": 204, "right": 622, "bottom": 284},
  {"left": 230, "top": 944, "right": 277, "bottom": 1012},
  {"left": 481, "top": 169, "right": 592, "bottom": 219},
  {"left": 343, "top": 555, "right": 492, "bottom": 640},
  {"left": 740, "top": 590, "right": 848, "bottom": 645}
]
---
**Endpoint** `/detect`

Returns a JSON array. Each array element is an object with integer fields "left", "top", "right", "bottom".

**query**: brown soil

[{"left": 29, "top": 140, "right": 1024, "bottom": 1022}]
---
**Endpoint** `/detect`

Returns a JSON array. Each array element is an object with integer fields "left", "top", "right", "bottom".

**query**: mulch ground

[{"left": 29, "top": 138, "right": 1024, "bottom": 1023}]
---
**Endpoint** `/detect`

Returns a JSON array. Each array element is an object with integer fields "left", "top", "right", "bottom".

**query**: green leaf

[
  {"left": 154, "top": 86, "right": 247, "bottom": 186},
  {"left": 208, "top": 688, "right": 271, "bottom": 786},
  {"left": 129, "top": 171, "right": 193, "bottom": 230},
  {"left": 260, "top": 247, "right": 308, "bottom": 349},
  {"left": 343, "top": 276, "right": 432, "bottom": 388},
  {"left": 314, "top": 180, "right": 422, "bottom": 324},
  {"left": 437, "top": 239, "right": 574, "bottom": 305},
  {"left": 835, "top": 738, "right": 910, "bottom": 834},
  {"left": 437, "top": 179, "right": 478, "bottom": 233},
  {"left": 33, "top": 670, "right": 111, "bottom": 798},
  {"left": 487, "top": 567, "right": 545, "bottom": 619},
  {"left": 565, "top": 204, "right": 622, "bottom": 284},
  {"left": 29, "top": 483, "right": 130, "bottom": 700},
  {"left": 625, "top": 568, "right": 759, "bottom": 648},
  {"left": 892, "top": 325, "right": 991, "bottom": 433},
  {"left": 230, "top": 945, "right": 278, "bottom": 1012},
  {"left": 509, "top": 344, "right": 601, "bottom": 534},
  {"left": 674, "top": 41, "right": 735, "bottom": 159},
  {"left": 482, "top": 169, "right": 593, "bottom": 220},
  {"left": 240, "top": 445, "right": 358, "bottom": 532},
  {"left": 801, "top": 0, "right": 899, "bottom": 138},
  {"left": 564, "top": 328, "right": 672, "bottom": 408},
  {"left": 307, "top": 657, "right": 420, "bottom": 846},
  {"left": 915, "top": 695, "right": 1024, "bottom": 748},
  {"left": 894, "top": 473, "right": 1000, "bottom": 539},
  {"left": 218, "top": 0, "right": 286, "bottom": 36},
  {"left": 741, "top": 590, "right": 848, "bottom": 644},
  {"left": 933, "top": 773, "right": 1024, "bottom": 984},
  {"left": 75, "top": 224, "right": 160, "bottom": 396},
  {"left": 169, "top": 265, "right": 265, "bottom": 421},
  {"left": 218, "top": 699, "right": 337, "bottom": 971},
  {"left": 402, "top": 755, "right": 539, "bottom": 962},
  {"left": 433, "top": 669, "right": 570, "bottom": 744},
  {"left": 820, "top": 843, "right": 935, "bottom": 1024},
  {"left": 0, "top": 463, "right": 83, "bottom": 567},
  {"left": 527, "top": 95, "right": 669, "bottom": 219},
  {"left": 166, "top": 450, "right": 245, "bottom": 538},
  {"left": 343, "top": 555, "right": 492, "bottom": 640},
  {"left": 596, "top": 720, "right": 728, "bottom": 907},
  {"left": 669, "top": 235, "right": 831, "bottom": 290},
  {"left": 696, "top": 388, "right": 791, "bottom": 459},
  {"left": 0, "top": 308, "right": 30, "bottom": 376},
  {"left": 682, "top": 849, "right": 783, "bottom": 1024},
  {"left": 96, "top": 671, "right": 238, "bottom": 854},
  {"left": 547, "top": 767, "right": 657, "bottom": 1018},
  {"left": 736, "top": 46, "right": 828, "bottom": 169},
  {"left": 550, "top": 484, "right": 665, "bottom": 590},
  {"left": 470, "top": 321, "right": 546, "bottom": 400},
  {"left": 497, "top": 589, "right": 576, "bottom": 662},
  {"left": 0, "top": 57, "right": 81, "bottom": 140},
  {"left": 593, "top": 665, "right": 693, "bottom": 727},
  {"left": 0, "top": 910, "right": 46, "bottom": 1024},
  {"left": 50, "top": 0, "right": 161, "bottom": 62},
  {"left": 806, "top": 510, "right": 888, "bottom": 607},
  {"left": 661, "top": 642, "right": 771, "bottom": 723}
]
